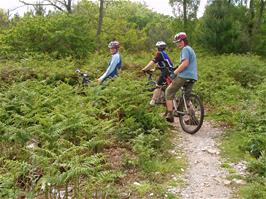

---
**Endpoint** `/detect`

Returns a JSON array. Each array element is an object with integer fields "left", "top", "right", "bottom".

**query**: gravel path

[{"left": 174, "top": 120, "right": 232, "bottom": 199}]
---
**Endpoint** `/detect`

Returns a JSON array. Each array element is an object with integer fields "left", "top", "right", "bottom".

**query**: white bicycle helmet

[{"left": 155, "top": 41, "right": 167, "bottom": 50}]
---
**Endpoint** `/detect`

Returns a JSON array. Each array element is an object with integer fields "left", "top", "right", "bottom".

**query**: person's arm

[
  {"left": 142, "top": 60, "right": 155, "bottom": 71},
  {"left": 174, "top": 48, "right": 189, "bottom": 75},
  {"left": 98, "top": 54, "right": 120, "bottom": 82},
  {"left": 174, "top": 59, "right": 189, "bottom": 75},
  {"left": 142, "top": 52, "right": 161, "bottom": 71}
]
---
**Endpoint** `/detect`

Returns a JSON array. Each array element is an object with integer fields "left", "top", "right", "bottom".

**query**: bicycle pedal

[{"left": 173, "top": 111, "right": 180, "bottom": 117}]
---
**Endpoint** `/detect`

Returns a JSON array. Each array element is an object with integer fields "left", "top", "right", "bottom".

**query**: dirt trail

[{"left": 174, "top": 120, "right": 232, "bottom": 199}]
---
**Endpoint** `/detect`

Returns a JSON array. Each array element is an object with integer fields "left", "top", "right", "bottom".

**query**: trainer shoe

[
  {"left": 165, "top": 112, "right": 174, "bottom": 123},
  {"left": 149, "top": 99, "right": 156, "bottom": 106}
]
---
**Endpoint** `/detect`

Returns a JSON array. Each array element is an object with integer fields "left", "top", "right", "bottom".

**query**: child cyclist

[
  {"left": 98, "top": 41, "right": 122, "bottom": 84},
  {"left": 142, "top": 41, "right": 174, "bottom": 105}
]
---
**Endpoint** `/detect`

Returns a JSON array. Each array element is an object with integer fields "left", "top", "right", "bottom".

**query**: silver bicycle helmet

[
  {"left": 108, "top": 41, "right": 120, "bottom": 49},
  {"left": 155, "top": 41, "right": 167, "bottom": 50}
]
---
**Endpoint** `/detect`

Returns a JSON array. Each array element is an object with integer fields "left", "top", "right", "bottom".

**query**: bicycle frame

[
  {"left": 145, "top": 70, "right": 190, "bottom": 111},
  {"left": 144, "top": 69, "right": 204, "bottom": 134},
  {"left": 173, "top": 87, "right": 189, "bottom": 116}
]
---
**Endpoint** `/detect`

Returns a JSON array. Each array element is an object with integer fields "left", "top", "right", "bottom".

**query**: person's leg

[
  {"left": 184, "top": 81, "right": 194, "bottom": 100},
  {"left": 183, "top": 81, "right": 198, "bottom": 125},
  {"left": 150, "top": 87, "right": 162, "bottom": 105},
  {"left": 153, "top": 87, "right": 162, "bottom": 100},
  {"left": 165, "top": 77, "right": 186, "bottom": 122},
  {"left": 150, "top": 70, "right": 165, "bottom": 105}
]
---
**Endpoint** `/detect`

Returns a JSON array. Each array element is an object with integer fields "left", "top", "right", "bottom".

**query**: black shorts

[{"left": 157, "top": 67, "right": 170, "bottom": 86}]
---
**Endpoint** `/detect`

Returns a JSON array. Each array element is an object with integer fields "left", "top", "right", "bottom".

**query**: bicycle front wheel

[
  {"left": 146, "top": 80, "right": 157, "bottom": 92},
  {"left": 179, "top": 94, "right": 204, "bottom": 134}
]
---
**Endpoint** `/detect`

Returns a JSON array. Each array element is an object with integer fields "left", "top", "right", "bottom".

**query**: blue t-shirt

[
  {"left": 178, "top": 46, "right": 197, "bottom": 80},
  {"left": 99, "top": 52, "right": 122, "bottom": 82}
]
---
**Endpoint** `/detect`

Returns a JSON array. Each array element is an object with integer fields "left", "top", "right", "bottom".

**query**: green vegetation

[
  {"left": 197, "top": 54, "right": 266, "bottom": 198},
  {"left": 0, "top": 0, "right": 265, "bottom": 198},
  {"left": 0, "top": 56, "right": 186, "bottom": 197}
]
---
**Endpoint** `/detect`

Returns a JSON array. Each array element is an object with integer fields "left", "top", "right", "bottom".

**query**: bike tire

[{"left": 179, "top": 94, "right": 204, "bottom": 134}]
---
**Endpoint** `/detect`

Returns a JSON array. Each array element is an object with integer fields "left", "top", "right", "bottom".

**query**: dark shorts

[{"left": 157, "top": 67, "right": 170, "bottom": 86}]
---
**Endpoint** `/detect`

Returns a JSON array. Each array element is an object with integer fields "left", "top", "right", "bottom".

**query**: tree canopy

[{"left": 0, "top": 0, "right": 265, "bottom": 58}]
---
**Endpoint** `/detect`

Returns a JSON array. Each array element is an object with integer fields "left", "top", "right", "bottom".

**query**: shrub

[{"left": 1, "top": 14, "right": 95, "bottom": 59}]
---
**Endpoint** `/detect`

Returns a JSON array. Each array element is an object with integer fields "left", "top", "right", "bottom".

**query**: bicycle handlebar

[
  {"left": 75, "top": 68, "right": 90, "bottom": 85},
  {"left": 142, "top": 70, "right": 154, "bottom": 81},
  {"left": 142, "top": 68, "right": 155, "bottom": 74}
]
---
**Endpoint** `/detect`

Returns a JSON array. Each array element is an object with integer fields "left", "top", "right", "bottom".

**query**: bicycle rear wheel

[{"left": 179, "top": 94, "right": 204, "bottom": 134}]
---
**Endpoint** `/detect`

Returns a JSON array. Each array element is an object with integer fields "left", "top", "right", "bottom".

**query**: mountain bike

[
  {"left": 144, "top": 70, "right": 204, "bottom": 134},
  {"left": 75, "top": 68, "right": 90, "bottom": 86}
]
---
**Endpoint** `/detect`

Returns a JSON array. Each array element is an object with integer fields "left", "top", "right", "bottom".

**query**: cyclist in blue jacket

[
  {"left": 98, "top": 41, "right": 122, "bottom": 84},
  {"left": 142, "top": 41, "right": 174, "bottom": 105}
]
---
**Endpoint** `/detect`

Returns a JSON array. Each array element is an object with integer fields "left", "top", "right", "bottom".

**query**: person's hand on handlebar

[
  {"left": 141, "top": 68, "right": 147, "bottom": 73},
  {"left": 170, "top": 72, "right": 177, "bottom": 80},
  {"left": 142, "top": 68, "right": 155, "bottom": 74},
  {"left": 97, "top": 78, "right": 102, "bottom": 84},
  {"left": 142, "top": 60, "right": 155, "bottom": 73}
]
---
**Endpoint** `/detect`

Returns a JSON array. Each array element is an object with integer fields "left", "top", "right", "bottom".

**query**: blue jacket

[{"left": 99, "top": 52, "right": 122, "bottom": 82}]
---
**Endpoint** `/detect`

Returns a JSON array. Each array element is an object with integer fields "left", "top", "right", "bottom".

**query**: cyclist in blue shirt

[
  {"left": 165, "top": 32, "right": 198, "bottom": 122},
  {"left": 142, "top": 41, "right": 174, "bottom": 105},
  {"left": 98, "top": 41, "right": 122, "bottom": 84}
]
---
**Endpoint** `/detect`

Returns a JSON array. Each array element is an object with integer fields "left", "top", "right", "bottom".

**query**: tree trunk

[
  {"left": 248, "top": 0, "right": 255, "bottom": 36},
  {"left": 96, "top": 0, "right": 104, "bottom": 37},
  {"left": 66, "top": 0, "right": 72, "bottom": 13},
  {"left": 257, "top": 0, "right": 265, "bottom": 28},
  {"left": 183, "top": 0, "right": 187, "bottom": 30}
]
